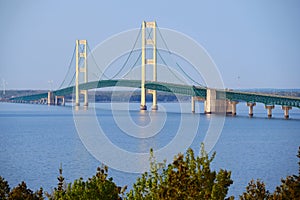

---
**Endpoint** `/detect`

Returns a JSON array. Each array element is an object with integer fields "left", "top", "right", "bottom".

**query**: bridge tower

[
  {"left": 141, "top": 21, "right": 157, "bottom": 110},
  {"left": 75, "top": 39, "right": 88, "bottom": 107}
]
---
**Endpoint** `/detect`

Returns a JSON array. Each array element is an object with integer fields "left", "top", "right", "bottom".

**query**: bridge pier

[
  {"left": 192, "top": 96, "right": 195, "bottom": 113},
  {"left": 282, "top": 106, "right": 292, "bottom": 119},
  {"left": 47, "top": 91, "right": 54, "bottom": 105},
  {"left": 40, "top": 98, "right": 47, "bottom": 104},
  {"left": 247, "top": 102, "right": 256, "bottom": 117},
  {"left": 148, "top": 89, "right": 158, "bottom": 110},
  {"left": 265, "top": 105, "right": 275, "bottom": 118},
  {"left": 229, "top": 101, "right": 238, "bottom": 116},
  {"left": 152, "top": 90, "right": 158, "bottom": 110},
  {"left": 140, "top": 87, "right": 147, "bottom": 110},
  {"left": 192, "top": 96, "right": 205, "bottom": 113},
  {"left": 55, "top": 96, "right": 65, "bottom": 106},
  {"left": 140, "top": 105, "right": 147, "bottom": 110},
  {"left": 204, "top": 89, "right": 227, "bottom": 114},
  {"left": 82, "top": 90, "right": 88, "bottom": 107}
]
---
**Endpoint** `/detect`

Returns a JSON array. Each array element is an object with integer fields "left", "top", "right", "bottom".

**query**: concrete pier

[
  {"left": 39, "top": 98, "right": 47, "bottom": 104},
  {"left": 55, "top": 96, "right": 65, "bottom": 106},
  {"left": 265, "top": 105, "right": 275, "bottom": 118},
  {"left": 140, "top": 104, "right": 147, "bottom": 110},
  {"left": 247, "top": 102, "right": 256, "bottom": 117},
  {"left": 229, "top": 101, "right": 239, "bottom": 116},
  {"left": 192, "top": 96, "right": 195, "bottom": 113},
  {"left": 81, "top": 90, "right": 88, "bottom": 107},
  {"left": 282, "top": 106, "right": 292, "bottom": 119},
  {"left": 148, "top": 89, "right": 158, "bottom": 110},
  {"left": 47, "top": 91, "right": 54, "bottom": 105},
  {"left": 151, "top": 90, "right": 158, "bottom": 110},
  {"left": 191, "top": 96, "right": 205, "bottom": 113},
  {"left": 204, "top": 89, "right": 227, "bottom": 114}
]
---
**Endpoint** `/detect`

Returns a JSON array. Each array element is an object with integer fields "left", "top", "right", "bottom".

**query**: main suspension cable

[
  {"left": 156, "top": 23, "right": 205, "bottom": 86},
  {"left": 58, "top": 44, "right": 76, "bottom": 89}
]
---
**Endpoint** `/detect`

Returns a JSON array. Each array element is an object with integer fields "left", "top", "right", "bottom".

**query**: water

[{"left": 0, "top": 102, "right": 299, "bottom": 198}]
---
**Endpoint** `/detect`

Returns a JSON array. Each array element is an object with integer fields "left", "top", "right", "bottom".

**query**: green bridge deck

[{"left": 10, "top": 79, "right": 300, "bottom": 108}]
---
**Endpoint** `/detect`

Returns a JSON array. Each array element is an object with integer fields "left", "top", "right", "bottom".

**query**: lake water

[{"left": 0, "top": 101, "right": 299, "bottom": 198}]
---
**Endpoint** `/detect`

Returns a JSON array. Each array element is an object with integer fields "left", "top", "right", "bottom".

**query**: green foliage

[
  {"left": 270, "top": 146, "right": 300, "bottom": 200},
  {"left": 48, "top": 165, "right": 126, "bottom": 200},
  {"left": 240, "top": 146, "right": 300, "bottom": 200},
  {"left": 0, "top": 176, "right": 43, "bottom": 200},
  {"left": 239, "top": 179, "right": 270, "bottom": 200},
  {"left": 271, "top": 175, "right": 300, "bottom": 199},
  {"left": 8, "top": 181, "right": 43, "bottom": 200},
  {"left": 0, "top": 176, "right": 10, "bottom": 199},
  {"left": 1, "top": 146, "right": 300, "bottom": 199},
  {"left": 126, "top": 144, "right": 234, "bottom": 200}
]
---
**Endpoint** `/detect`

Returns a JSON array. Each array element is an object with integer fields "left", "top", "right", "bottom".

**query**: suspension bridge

[{"left": 10, "top": 21, "right": 300, "bottom": 119}]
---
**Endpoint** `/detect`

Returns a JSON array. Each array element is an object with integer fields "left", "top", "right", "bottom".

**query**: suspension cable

[
  {"left": 67, "top": 72, "right": 76, "bottom": 87},
  {"left": 108, "top": 26, "right": 142, "bottom": 80},
  {"left": 58, "top": 44, "right": 76, "bottom": 89},
  {"left": 121, "top": 51, "right": 142, "bottom": 78},
  {"left": 86, "top": 43, "right": 110, "bottom": 79},
  {"left": 156, "top": 23, "right": 205, "bottom": 86},
  {"left": 156, "top": 49, "right": 187, "bottom": 83},
  {"left": 114, "top": 26, "right": 153, "bottom": 79}
]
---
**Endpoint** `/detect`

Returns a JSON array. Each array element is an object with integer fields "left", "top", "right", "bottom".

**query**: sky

[{"left": 0, "top": 0, "right": 300, "bottom": 90}]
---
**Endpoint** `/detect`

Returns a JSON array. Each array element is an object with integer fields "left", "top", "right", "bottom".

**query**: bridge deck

[{"left": 10, "top": 79, "right": 300, "bottom": 108}]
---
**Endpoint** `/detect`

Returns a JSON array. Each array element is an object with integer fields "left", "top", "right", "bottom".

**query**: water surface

[{"left": 0, "top": 102, "right": 299, "bottom": 197}]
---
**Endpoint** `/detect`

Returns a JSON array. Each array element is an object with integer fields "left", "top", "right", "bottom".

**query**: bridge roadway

[{"left": 10, "top": 79, "right": 300, "bottom": 109}]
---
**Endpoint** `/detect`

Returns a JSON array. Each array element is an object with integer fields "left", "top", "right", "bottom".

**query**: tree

[
  {"left": 49, "top": 165, "right": 126, "bottom": 200},
  {"left": 46, "top": 164, "right": 66, "bottom": 199},
  {"left": 8, "top": 181, "right": 43, "bottom": 200},
  {"left": 271, "top": 146, "right": 300, "bottom": 199},
  {"left": 0, "top": 176, "right": 10, "bottom": 199},
  {"left": 239, "top": 179, "right": 270, "bottom": 200},
  {"left": 240, "top": 146, "right": 300, "bottom": 200},
  {"left": 126, "top": 144, "right": 233, "bottom": 200}
]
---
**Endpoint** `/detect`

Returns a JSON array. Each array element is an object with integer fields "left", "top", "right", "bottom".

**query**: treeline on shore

[{"left": 1, "top": 144, "right": 299, "bottom": 200}]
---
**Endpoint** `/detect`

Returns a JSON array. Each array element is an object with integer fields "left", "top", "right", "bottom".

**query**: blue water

[{"left": 0, "top": 102, "right": 299, "bottom": 198}]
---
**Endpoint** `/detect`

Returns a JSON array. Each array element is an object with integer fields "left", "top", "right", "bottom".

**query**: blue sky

[{"left": 0, "top": 0, "right": 300, "bottom": 89}]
